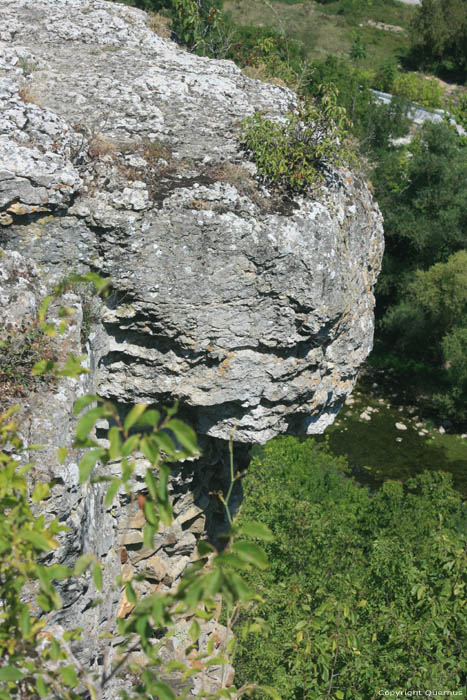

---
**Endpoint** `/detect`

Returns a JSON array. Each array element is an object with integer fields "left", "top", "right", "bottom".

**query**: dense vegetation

[
  {"left": 128, "top": 0, "right": 467, "bottom": 425},
  {"left": 234, "top": 437, "right": 467, "bottom": 699},
  {"left": 409, "top": 0, "right": 467, "bottom": 81}
]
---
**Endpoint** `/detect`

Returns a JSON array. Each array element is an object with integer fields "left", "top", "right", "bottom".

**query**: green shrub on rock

[{"left": 241, "top": 88, "right": 351, "bottom": 192}]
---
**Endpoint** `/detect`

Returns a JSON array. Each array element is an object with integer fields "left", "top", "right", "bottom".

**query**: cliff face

[
  {"left": 0, "top": 0, "right": 383, "bottom": 442},
  {"left": 0, "top": 0, "right": 384, "bottom": 693}
]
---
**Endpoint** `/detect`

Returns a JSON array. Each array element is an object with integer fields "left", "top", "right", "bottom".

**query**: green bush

[
  {"left": 306, "top": 57, "right": 411, "bottom": 155},
  {"left": 234, "top": 436, "right": 467, "bottom": 700},
  {"left": 409, "top": 0, "right": 467, "bottom": 80},
  {"left": 391, "top": 71, "right": 444, "bottom": 109},
  {"left": 226, "top": 25, "right": 305, "bottom": 85},
  {"left": 381, "top": 250, "right": 467, "bottom": 421},
  {"left": 241, "top": 88, "right": 350, "bottom": 192}
]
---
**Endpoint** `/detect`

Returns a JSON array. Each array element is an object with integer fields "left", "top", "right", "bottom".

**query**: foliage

[
  {"left": 381, "top": 251, "right": 467, "bottom": 421},
  {"left": 409, "top": 0, "right": 467, "bottom": 80},
  {"left": 0, "top": 318, "right": 57, "bottom": 403},
  {"left": 445, "top": 93, "right": 467, "bottom": 132},
  {"left": 234, "top": 436, "right": 467, "bottom": 699},
  {"left": 115, "top": 0, "right": 225, "bottom": 54},
  {"left": 390, "top": 71, "right": 444, "bottom": 109},
  {"left": 307, "top": 56, "right": 410, "bottom": 154},
  {"left": 226, "top": 26, "right": 306, "bottom": 87},
  {"left": 372, "top": 122, "right": 467, "bottom": 420},
  {"left": 241, "top": 88, "right": 350, "bottom": 192},
  {"left": 0, "top": 407, "right": 76, "bottom": 700},
  {"left": 0, "top": 276, "right": 275, "bottom": 700},
  {"left": 374, "top": 121, "right": 467, "bottom": 300},
  {"left": 349, "top": 32, "right": 367, "bottom": 63}
]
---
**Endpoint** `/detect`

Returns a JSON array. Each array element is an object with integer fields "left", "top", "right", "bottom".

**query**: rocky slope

[{"left": 0, "top": 0, "right": 384, "bottom": 694}]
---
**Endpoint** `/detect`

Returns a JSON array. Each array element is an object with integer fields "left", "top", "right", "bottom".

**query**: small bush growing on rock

[
  {"left": 0, "top": 319, "right": 57, "bottom": 404},
  {"left": 241, "top": 87, "right": 351, "bottom": 192}
]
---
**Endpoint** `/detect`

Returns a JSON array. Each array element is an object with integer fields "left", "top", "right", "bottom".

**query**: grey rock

[{"left": 0, "top": 0, "right": 383, "bottom": 443}]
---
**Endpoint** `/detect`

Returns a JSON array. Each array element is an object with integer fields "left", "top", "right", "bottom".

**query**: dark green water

[{"left": 316, "top": 382, "right": 467, "bottom": 496}]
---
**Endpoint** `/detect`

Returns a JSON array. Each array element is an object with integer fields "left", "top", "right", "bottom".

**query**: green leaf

[
  {"left": 143, "top": 523, "right": 157, "bottom": 548},
  {"left": 158, "top": 499, "right": 173, "bottom": 527},
  {"left": 336, "top": 692, "right": 345, "bottom": 699},
  {"left": 36, "top": 676, "right": 49, "bottom": 698},
  {"left": 153, "top": 431, "right": 178, "bottom": 458},
  {"left": 133, "top": 409, "right": 160, "bottom": 428},
  {"left": 189, "top": 619, "right": 201, "bottom": 642},
  {"left": 125, "top": 581, "right": 137, "bottom": 605},
  {"left": 165, "top": 661, "right": 186, "bottom": 673},
  {"left": 231, "top": 541, "right": 269, "bottom": 570},
  {"left": 104, "top": 478, "right": 121, "bottom": 506},
  {"left": 197, "top": 540, "right": 215, "bottom": 556},
  {"left": 32, "top": 359, "right": 56, "bottom": 375},
  {"left": 59, "top": 666, "right": 78, "bottom": 688},
  {"left": 19, "top": 606, "right": 31, "bottom": 637},
  {"left": 32, "top": 482, "right": 51, "bottom": 504},
  {"left": 48, "top": 564, "right": 73, "bottom": 580},
  {"left": 57, "top": 353, "right": 88, "bottom": 378},
  {"left": 108, "top": 426, "right": 122, "bottom": 460},
  {"left": 238, "top": 521, "right": 274, "bottom": 542},
  {"left": 75, "top": 406, "right": 107, "bottom": 442},
  {"left": 22, "top": 530, "right": 54, "bottom": 551},
  {"left": 57, "top": 447, "right": 68, "bottom": 465},
  {"left": 149, "top": 681, "right": 176, "bottom": 700},
  {"left": 166, "top": 419, "right": 198, "bottom": 454},
  {"left": 93, "top": 563, "right": 103, "bottom": 591},
  {"left": 124, "top": 405, "right": 147, "bottom": 433},
  {"left": 214, "top": 552, "right": 249, "bottom": 570},
  {"left": 38, "top": 295, "right": 52, "bottom": 321},
  {"left": 0, "top": 667, "right": 24, "bottom": 681},
  {"left": 79, "top": 449, "right": 107, "bottom": 482},
  {"left": 121, "top": 434, "right": 140, "bottom": 457},
  {"left": 259, "top": 686, "right": 281, "bottom": 700},
  {"left": 73, "top": 394, "right": 100, "bottom": 416},
  {"left": 144, "top": 499, "right": 159, "bottom": 526},
  {"left": 228, "top": 571, "right": 255, "bottom": 603},
  {"left": 205, "top": 655, "right": 228, "bottom": 667},
  {"left": 73, "top": 554, "right": 95, "bottom": 576},
  {"left": 140, "top": 436, "right": 160, "bottom": 464},
  {"left": 145, "top": 469, "right": 158, "bottom": 500}
]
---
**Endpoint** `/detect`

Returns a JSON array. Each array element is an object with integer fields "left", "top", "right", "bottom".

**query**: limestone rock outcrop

[{"left": 0, "top": 0, "right": 383, "bottom": 444}]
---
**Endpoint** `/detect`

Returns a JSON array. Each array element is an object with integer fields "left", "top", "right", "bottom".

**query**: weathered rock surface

[{"left": 0, "top": 0, "right": 383, "bottom": 444}]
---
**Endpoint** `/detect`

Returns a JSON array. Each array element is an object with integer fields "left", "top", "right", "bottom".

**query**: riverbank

[{"left": 316, "top": 373, "right": 467, "bottom": 496}]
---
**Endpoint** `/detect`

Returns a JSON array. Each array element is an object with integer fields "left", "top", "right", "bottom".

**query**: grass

[
  {"left": 224, "top": 0, "right": 415, "bottom": 72},
  {"left": 316, "top": 378, "right": 467, "bottom": 496}
]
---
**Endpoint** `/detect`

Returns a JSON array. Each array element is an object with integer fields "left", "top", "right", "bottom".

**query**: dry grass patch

[
  {"left": 18, "top": 84, "right": 43, "bottom": 107},
  {"left": 147, "top": 12, "right": 172, "bottom": 38}
]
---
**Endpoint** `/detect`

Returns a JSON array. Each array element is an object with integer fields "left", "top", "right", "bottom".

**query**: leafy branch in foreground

[{"left": 0, "top": 274, "right": 278, "bottom": 700}]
